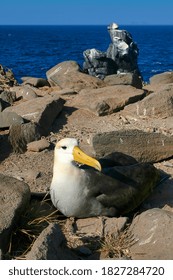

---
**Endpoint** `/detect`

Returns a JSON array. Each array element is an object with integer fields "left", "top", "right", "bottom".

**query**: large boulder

[
  {"left": 4, "top": 95, "right": 65, "bottom": 134},
  {"left": 0, "top": 174, "right": 30, "bottom": 253},
  {"left": 0, "top": 111, "right": 24, "bottom": 129},
  {"left": 124, "top": 84, "right": 173, "bottom": 118},
  {"left": 104, "top": 73, "right": 143, "bottom": 89},
  {"left": 129, "top": 208, "right": 173, "bottom": 259},
  {"left": 46, "top": 61, "right": 104, "bottom": 90},
  {"left": 90, "top": 129, "right": 173, "bottom": 162},
  {"left": 83, "top": 23, "right": 141, "bottom": 80},
  {"left": 149, "top": 71, "right": 173, "bottom": 86},
  {"left": 72, "top": 85, "right": 145, "bottom": 116}
]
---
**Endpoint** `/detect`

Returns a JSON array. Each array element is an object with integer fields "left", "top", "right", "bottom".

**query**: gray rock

[
  {"left": 90, "top": 129, "right": 173, "bottom": 162},
  {"left": 83, "top": 49, "right": 117, "bottom": 79},
  {"left": 0, "top": 90, "right": 16, "bottom": 104},
  {"left": 0, "top": 111, "right": 24, "bottom": 128},
  {"left": 9, "top": 122, "right": 42, "bottom": 153},
  {"left": 0, "top": 174, "right": 30, "bottom": 253},
  {"left": 26, "top": 223, "right": 79, "bottom": 260},
  {"left": 72, "top": 85, "right": 145, "bottom": 116},
  {"left": 104, "top": 73, "right": 143, "bottom": 89},
  {"left": 46, "top": 60, "right": 104, "bottom": 90},
  {"left": 22, "top": 77, "right": 50, "bottom": 88},
  {"left": 129, "top": 208, "right": 173, "bottom": 259},
  {"left": 4, "top": 95, "right": 65, "bottom": 134},
  {"left": 83, "top": 23, "right": 141, "bottom": 79},
  {"left": 107, "top": 23, "right": 140, "bottom": 74}
]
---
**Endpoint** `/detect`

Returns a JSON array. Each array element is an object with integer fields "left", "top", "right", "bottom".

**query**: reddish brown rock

[
  {"left": 72, "top": 85, "right": 145, "bottom": 116},
  {"left": 46, "top": 60, "right": 104, "bottom": 91},
  {"left": 104, "top": 73, "right": 143, "bottom": 89},
  {"left": 27, "top": 138, "right": 50, "bottom": 152},
  {"left": 4, "top": 95, "right": 65, "bottom": 134},
  {"left": 149, "top": 71, "right": 173, "bottom": 85}
]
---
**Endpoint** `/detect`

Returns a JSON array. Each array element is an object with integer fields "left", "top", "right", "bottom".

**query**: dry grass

[
  {"left": 8, "top": 194, "right": 65, "bottom": 259},
  {"left": 99, "top": 226, "right": 136, "bottom": 259}
]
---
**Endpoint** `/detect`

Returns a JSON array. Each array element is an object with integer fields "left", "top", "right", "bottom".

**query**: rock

[
  {"left": 4, "top": 95, "right": 65, "bottom": 134},
  {"left": 83, "top": 23, "right": 141, "bottom": 79},
  {"left": 26, "top": 223, "right": 79, "bottom": 260},
  {"left": 0, "top": 174, "right": 30, "bottom": 253},
  {"left": 27, "top": 138, "right": 50, "bottom": 152},
  {"left": 15, "top": 85, "right": 38, "bottom": 100},
  {"left": 149, "top": 71, "right": 173, "bottom": 85},
  {"left": 104, "top": 73, "right": 143, "bottom": 89},
  {"left": 68, "top": 217, "right": 129, "bottom": 239},
  {"left": 46, "top": 60, "right": 104, "bottom": 90},
  {"left": 0, "top": 98, "right": 11, "bottom": 112},
  {"left": 141, "top": 176, "right": 173, "bottom": 211},
  {"left": 21, "top": 77, "right": 50, "bottom": 88},
  {"left": 83, "top": 49, "right": 117, "bottom": 79},
  {"left": 129, "top": 208, "right": 173, "bottom": 259},
  {"left": 90, "top": 129, "right": 173, "bottom": 162},
  {"left": 50, "top": 88, "right": 78, "bottom": 96},
  {"left": 0, "top": 90, "right": 16, "bottom": 104},
  {"left": 104, "top": 217, "right": 128, "bottom": 237},
  {"left": 64, "top": 216, "right": 128, "bottom": 259},
  {"left": 0, "top": 111, "right": 24, "bottom": 128},
  {"left": 72, "top": 85, "right": 145, "bottom": 116},
  {"left": 124, "top": 84, "right": 173, "bottom": 118},
  {"left": 107, "top": 23, "right": 140, "bottom": 74},
  {"left": 0, "top": 64, "right": 18, "bottom": 88},
  {"left": 9, "top": 122, "right": 42, "bottom": 153}
]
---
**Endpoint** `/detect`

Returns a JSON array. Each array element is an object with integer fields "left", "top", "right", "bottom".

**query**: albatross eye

[{"left": 61, "top": 146, "right": 67, "bottom": 150}]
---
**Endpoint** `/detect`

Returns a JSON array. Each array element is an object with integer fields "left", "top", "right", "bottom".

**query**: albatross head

[{"left": 54, "top": 138, "right": 101, "bottom": 171}]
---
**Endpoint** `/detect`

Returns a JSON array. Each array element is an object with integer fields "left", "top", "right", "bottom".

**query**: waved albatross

[{"left": 50, "top": 138, "right": 160, "bottom": 218}]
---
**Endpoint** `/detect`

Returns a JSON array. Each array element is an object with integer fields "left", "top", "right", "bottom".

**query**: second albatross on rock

[{"left": 50, "top": 138, "right": 160, "bottom": 218}]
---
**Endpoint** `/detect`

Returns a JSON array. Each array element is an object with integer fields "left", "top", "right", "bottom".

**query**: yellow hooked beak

[{"left": 73, "top": 146, "right": 102, "bottom": 172}]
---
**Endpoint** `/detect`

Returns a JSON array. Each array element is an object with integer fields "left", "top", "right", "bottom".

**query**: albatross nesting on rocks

[{"left": 50, "top": 138, "right": 160, "bottom": 218}]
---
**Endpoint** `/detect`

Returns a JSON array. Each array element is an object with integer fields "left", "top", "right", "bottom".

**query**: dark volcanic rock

[{"left": 83, "top": 23, "right": 141, "bottom": 80}]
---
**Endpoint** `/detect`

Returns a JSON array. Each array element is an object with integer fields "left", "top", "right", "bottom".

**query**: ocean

[{"left": 0, "top": 25, "right": 173, "bottom": 83}]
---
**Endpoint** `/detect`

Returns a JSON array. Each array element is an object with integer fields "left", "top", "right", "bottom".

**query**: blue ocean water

[{"left": 0, "top": 25, "right": 173, "bottom": 83}]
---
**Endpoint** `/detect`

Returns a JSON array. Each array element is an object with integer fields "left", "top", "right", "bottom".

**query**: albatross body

[{"left": 50, "top": 138, "right": 160, "bottom": 218}]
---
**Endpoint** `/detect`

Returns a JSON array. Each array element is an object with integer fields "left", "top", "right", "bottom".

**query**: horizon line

[{"left": 0, "top": 23, "right": 173, "bottom": 26}]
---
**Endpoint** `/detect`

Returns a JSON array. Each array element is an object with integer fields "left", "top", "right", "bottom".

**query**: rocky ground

[{"left": 0, "top": 62, "right": 173, "bottom": 260}]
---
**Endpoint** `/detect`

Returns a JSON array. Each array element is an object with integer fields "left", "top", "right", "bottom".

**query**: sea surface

[{"left": 0, "top": 25, "right": 173, "bottom": 83}]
